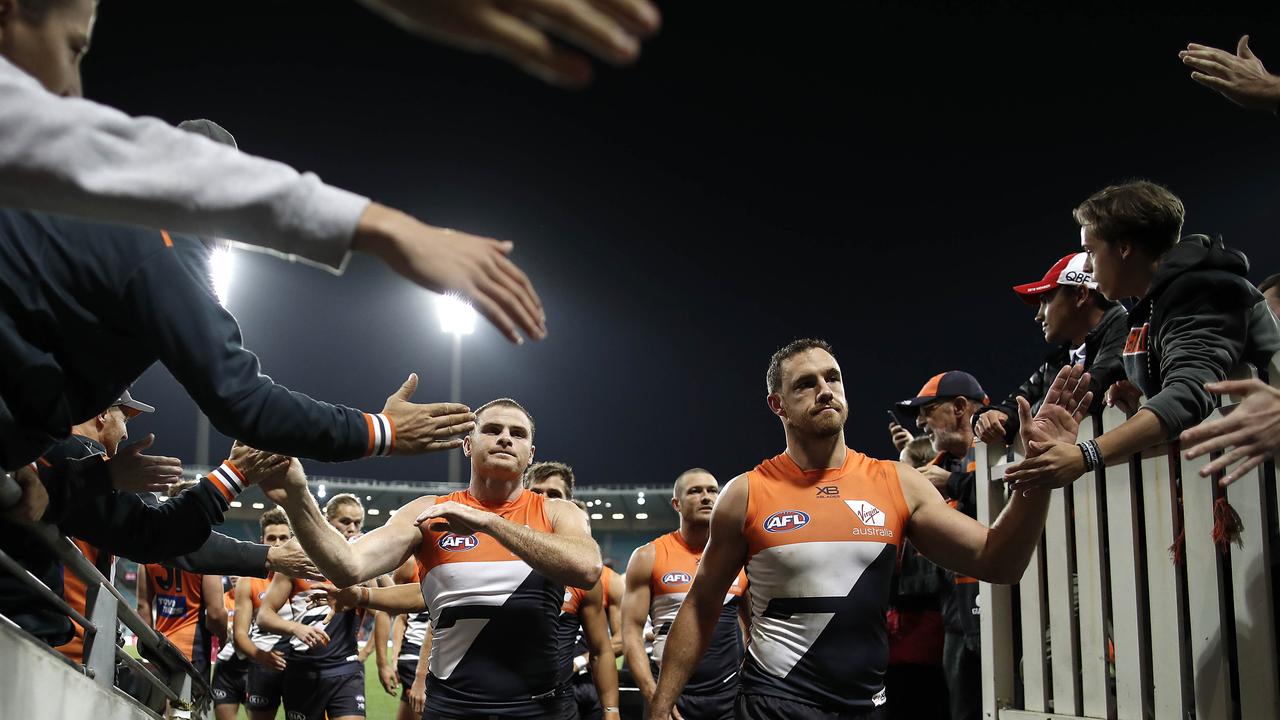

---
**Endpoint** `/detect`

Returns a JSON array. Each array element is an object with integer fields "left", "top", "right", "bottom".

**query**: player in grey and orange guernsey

[
  {"left": 623, "top": 468, "right": 748, "bottom": 720},
  {"left": 255, "top": 494, "right": 372, "bottom": 720},
  {"left": 260, "top": 398, "right": 603, "bottom": 720},
  {"left": 648, "top": 339, "right": 1095, "bottom": 720}
]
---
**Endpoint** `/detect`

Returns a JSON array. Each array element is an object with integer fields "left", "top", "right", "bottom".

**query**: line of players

[
  {"left": 133, "top": 339, "right": 1088, "bottom": 720},
  {"left": 131, "top": 407, "right": 743, "bottom": 720}
]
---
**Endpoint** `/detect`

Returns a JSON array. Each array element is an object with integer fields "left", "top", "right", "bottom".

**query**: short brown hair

[
  {"left": 324, "top": 493, "right": 363, "bottom": 519},
  {"left": 259, "top": 506, "right": 288, "bottom": 532},
  {"left": 766, "top": 338, "right": 835, "bottom": 394},
  {"left": 474, "top": 397, "right": 535, "bottom": 437},
  {"left": 1258, "top": 274, "right": 1280, "bottom": 295},
  {"left": 523, "top": 460, "right": 575, "bottom": 499},
  {"left": 674, "top": 467, "right": 714, "bottom": 496},
  {"left": 1073, "top": 180, "right": 1184, "bottom": 258}
]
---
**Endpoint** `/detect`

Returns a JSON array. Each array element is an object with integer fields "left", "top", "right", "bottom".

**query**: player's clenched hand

[
  {"left": 382, "top": 374, "right": 476, "bottom": 454},
  {"left": 290, "top": 622, "right": 330, "bottom": 649},
  {"left": 107, "top": 434, "right": 183, "bottom": 493},
  {"left": 975, "top": 410, "right": 1009, "bottom": 444},
  {"left": 307, "top": 582, "right": 363, "bottom": 614},
  {"left": 415, "top": 500, "right": 493, "bottom": 536},
  {"left": 379, "top": 661, "right": 400, "bottom": 695},
  {"left": 256, "top": 457, "right": 310, "bottom": 505},
  {"left": 266, "top": 539, "right": 323, "bottom": 581},
  {"left": 227, "top": 442, "right": 290, "bottom": 487}
]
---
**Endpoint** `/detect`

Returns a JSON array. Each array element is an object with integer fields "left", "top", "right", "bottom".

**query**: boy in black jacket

[{"left": 1005, "top": 180, "right": 1280, "bottom": 489}]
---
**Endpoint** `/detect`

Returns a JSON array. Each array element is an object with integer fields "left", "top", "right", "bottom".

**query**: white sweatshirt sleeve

[{"left": 0, "top": 56, "right": 370, "bottom": 272}]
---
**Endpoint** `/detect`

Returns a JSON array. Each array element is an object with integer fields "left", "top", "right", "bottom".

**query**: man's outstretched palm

[{"left": 1018, "top": 364, "right": 1095, "bottom": 454}]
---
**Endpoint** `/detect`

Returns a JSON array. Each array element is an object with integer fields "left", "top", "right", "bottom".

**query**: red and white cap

[{"left": 1012, "top": 252, "right": 1096, "bottom": 305}]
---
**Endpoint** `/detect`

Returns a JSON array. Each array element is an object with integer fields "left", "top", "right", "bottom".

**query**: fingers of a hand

[
  {"left": 1222, "top": 453, "right": 1266, "bottom": 486},
  {"left": 393, "top": 373, "right": 419, "bottom": 402},
  {"left": 468, "top": 282, "right": 523, "bottom": 343},
  {"left": 520, "top": 0, "right": 640, "bottom": 64},
  {"left": 591, "top": 0, "right": 661, "bottom": 36},
  {"left": 490, "top": 252, "right": 546, "bottom": 337},
  {"left": 1181, "top": 48, "right": 1234, "bottom": 69},
  {"left": 1017, "top": 395, "right": 1033, "bottom": 428},
  {"left": 479, "top": 9, "right": 594, "bottom": 87},
  {"left": 1238, "top": 34, "right": 1254, "bottom": 59},
  {"left": 1203, "top": 379, "right": 1262, "bottom": 396},
  {"left": 435, "top": 421, "right": 476, "bottom": 438},
  {"left": 1072, "top": 391, "right": 1095, "bottom": 421},
  {"left": 427, "top": 409, "right": 476, "bottom": 429},
  {"left": 1182, "top": 417, "right": 1245, "bottom": 455},
  {"left": 1201, "top": 444, "right": 1254, "bottom": 477},
  {"left": 477, "top": 275, "right": 542, "bottom": 344}
]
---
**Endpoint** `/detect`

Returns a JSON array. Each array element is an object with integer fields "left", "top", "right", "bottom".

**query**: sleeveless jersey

[
  {"left": 649, "top": 530, "right": 747, "bottom": 695},
  {"left": 143, "top": 563, "right": 210, "bottom": 669},
  {"left": 56, "top": 539, "right": 109, "bottom": 663},
  {"left": 415, "top": 489, "right": 565, "bottom": 717},
  {"left": 215, "top": 587, "right": 238, "bottom": 662},
  {"left": 556, "top": 585, "right": 589, "bottom": 681},
  {"left": 246, "top": 575, "right": 291, "bottom": 653},
  {"left": 738, "top": 449, "right": 909, "bottom": 712},
  {"left": 400, "top": 564, "right": 430, "bottom": 661},
  {"left": 283, "top": 578, "right": 363, "bottom": 677}
]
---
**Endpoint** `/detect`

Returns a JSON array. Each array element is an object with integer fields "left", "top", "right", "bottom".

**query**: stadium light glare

[
  {"left": 252, "top": 502, "right": 265, "bottom": 509},
  {"left": 317, "top": 483, "right": 326, "bottom": 499},
  {"left": 368, "top": 508, "right": 381, "bottom": 516},
  {"left": 636, "top": 497, "right": 645, "bottom": 505},
  {"left": 590, "top": 513, "right": 604, "bottom": 520},
  {"left": 611, "top": 513, "right": 625, "bottom": 520},
  {"left": 435, "top": 293, "right": 477, "bottom": 336},
  {"left": 229, "top": 501, "right": 242, "bottom": 508},
  {"left": 210, "top": 246, "right": 235, "bottom": 305},
  {"left": 635, "top": 513, "right": 648, "bottom": 520}
]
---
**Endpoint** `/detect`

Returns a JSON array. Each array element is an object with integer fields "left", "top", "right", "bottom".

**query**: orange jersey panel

[
  {"left": 55, "top": 539, "right": 103, "bottom": 663},
  {"left": 738, "top": 448, "right": 909, "bottom": 712},
  {"left": 144, "top": 563, "right": 205, "bottom": 660}
]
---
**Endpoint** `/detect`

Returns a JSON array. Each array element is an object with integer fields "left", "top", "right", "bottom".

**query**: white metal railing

[
  {"left": 978, "top": 356, "right": 1280, "bottom": 720},
  {"left": 0, "top": 520, "right": 212, "bottom": 719}
]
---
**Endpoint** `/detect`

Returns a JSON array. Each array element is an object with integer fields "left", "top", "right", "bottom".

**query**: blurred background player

[
  {"left": 228, "top": 507, "right": 295, "bottom": 720},
  {"left": 623, "top": 469, "right": 747, "bottom": 720}
]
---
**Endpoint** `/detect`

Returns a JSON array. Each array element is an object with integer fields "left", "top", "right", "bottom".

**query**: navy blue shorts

[{"left": 282, "top": 668, "right": 366, "bottom": 720}]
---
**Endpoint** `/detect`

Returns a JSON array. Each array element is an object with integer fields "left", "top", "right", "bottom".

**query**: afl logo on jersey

[
  {"left": 438, "top": 533, "right": 479, "bottom": 551},
  {"left": 662, "top": 572, "right": 692, "bottom": 585},
  {"left": 764, "top": 510, "right": 810, "bottom": 533}
]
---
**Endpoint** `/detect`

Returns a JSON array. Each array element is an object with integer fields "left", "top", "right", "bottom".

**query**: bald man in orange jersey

[{"left": 648, "top": 339, "right": 1093, "bottom": 720}]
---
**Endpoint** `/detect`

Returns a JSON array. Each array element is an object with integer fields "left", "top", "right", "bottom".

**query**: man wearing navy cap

[
  {"left": 973, "top": 252, "right": 1128, "bottom": 445},
  {"left": 897, "top": 370, "right": 989, "bottom": 720}
]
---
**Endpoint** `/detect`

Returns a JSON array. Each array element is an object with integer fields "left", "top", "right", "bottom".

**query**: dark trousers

[
  {"left": 885, "top": 663, "right": 949, "bottom": 719},
  {"left": 942, "top": 632, "right": 981, "bottom": 720}
]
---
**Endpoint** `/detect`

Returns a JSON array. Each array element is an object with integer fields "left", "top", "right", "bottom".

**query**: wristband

[
  {"left": 207, "top": 461, "right": 246, "bottom": 501},
  {"left": 357, "top": 585, "right": 371, "bottom": 608},
  {"left": 1076, "top": 439, "right": 1101, "bottom": 472},
  {"left": 365, "top": 413, "right": 396, "bottom": 456},
  {"left": 603, "top": 708, "right": 620, "bottom": 715}
]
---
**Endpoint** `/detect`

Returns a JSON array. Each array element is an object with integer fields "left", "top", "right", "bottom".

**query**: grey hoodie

[{"left": 1122, "top": 234, "right": 1280, "bottom": 438}]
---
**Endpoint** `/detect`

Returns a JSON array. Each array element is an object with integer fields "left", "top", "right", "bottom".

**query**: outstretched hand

[
  {"left": 1003, "top": 365, "right": 1095, "bottom": 492},
  {"left": 108, "top": 434, "right": 183, "bottom": 493},
  {"left": 1180, "top": 35, "right": 1280, "bottom": 111},
  {"left": 382, "top": 374, "right": 477, "bottom": 454},
  {"left": 1181, "top": 378, "right": 1280, "bottom": 486}
]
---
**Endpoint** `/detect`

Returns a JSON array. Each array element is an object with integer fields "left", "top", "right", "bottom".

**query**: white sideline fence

[{"left": 978, "top": 354, "right": 1280, "bottom": 720}]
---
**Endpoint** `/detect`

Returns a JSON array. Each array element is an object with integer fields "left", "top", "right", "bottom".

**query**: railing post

[
  {"left": 1072, "top": 415, "right": 1113, "bottom": 719},
  {"left": 84, "top": 581, "right": 118, "bottom": 690},
  {"left": 977, "top": 440, "right": 1014, "bottom": 719}
]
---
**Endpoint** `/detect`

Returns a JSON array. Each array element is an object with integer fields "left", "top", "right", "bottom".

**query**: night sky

[{"left": 85, "top": 1, "right": 1280, "bottom": 487}]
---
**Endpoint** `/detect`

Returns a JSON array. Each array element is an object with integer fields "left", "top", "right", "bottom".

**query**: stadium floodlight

[
  {"left": 210, "top": 246, "right": 235, "bottom": 306},
  {"left": 435, "top": 293, "right": 476, "bottom": 484},
  {"left": 635, "top": 513, "right": 649, "bottom": 520},
  {"left": 591, "top": 513, "right": 604, "bottom": 520},
  {"left": 435, "top": 293, "right": 477, "bottom": 336},
  {"left": 368, "top": 508, "right": 381, "bottom": 516},
  {"left": 317, "top": 483, "right": 327, "bottom": 499},
  {"left": 611, "top": 513, "right": 625, "bottom": 520},
  {"left": 636, "top": 497, "right": 645, "bottom": 505},
  {"left": 230, "top": 501, "right": 242, "bottom": 508},
  {"left": 252, "top": 502, "right": 265, "bottom": 510}
]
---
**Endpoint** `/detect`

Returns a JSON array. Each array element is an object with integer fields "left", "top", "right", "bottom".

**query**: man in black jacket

[
  {"left": 974, "top": 252, "right": 1127, "bottom": 444},
  {"left": 898, "top": 370, "right": 989, "bottom": 720},
  {"left": 0, "top": 390, "right": 293, "bottom": 645},
  {"left": 1005, "top": 180, "right": 1280, "bottom": 489}
]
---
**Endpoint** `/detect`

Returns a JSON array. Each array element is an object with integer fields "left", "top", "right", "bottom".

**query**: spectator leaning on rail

[
  {"left": 0, "top": 390, "right": 296, "bottom": 647},
  {"left": 1004, "top": 181, "right": 1280, "bottom": 498},
  {"left": 974, "top": 252, "right": 1128, "bottom": 445},
  {"left": 0, "top": 119, "right": 478, "bottom": 483},
  {"left": 897, "top": 370, "right": 989, "bottom": 720}
]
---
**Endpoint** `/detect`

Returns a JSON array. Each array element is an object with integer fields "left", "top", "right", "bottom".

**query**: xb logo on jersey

[
  {"left": 662, "top": 572, "right": 692, "bottom": 585},
  {"left": 764, "top": 510, "right": 810, "bottom": 533},
  {"left": 439, "top": 533, "right": 479, "bottom": 551},
  {"left": 844, "top": 500, "right": 885, "bottom": 527}
]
